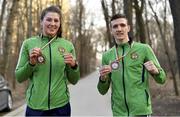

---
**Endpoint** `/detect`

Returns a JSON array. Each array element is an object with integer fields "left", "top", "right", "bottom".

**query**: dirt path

[
  {"left": 152, "top": 96, "right": 180, "bottom": 116},
  {"left": 150, "top": 78, "right": 180, "bottom": 116}
]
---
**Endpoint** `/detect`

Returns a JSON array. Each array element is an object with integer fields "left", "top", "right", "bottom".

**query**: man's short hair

[{"left": 110, "top": 14, "right": 129, "bottom": 24}]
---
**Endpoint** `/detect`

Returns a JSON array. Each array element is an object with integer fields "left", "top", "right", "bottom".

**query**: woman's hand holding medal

[
  {"left": 29, "top": 48, "right": 42, "bottom": 65},
  {"left": 29, "top": 36, "right": 57, "bottom": 65},
  {"left": 63, "top": 53, "right": 76, "bottom": 67}
]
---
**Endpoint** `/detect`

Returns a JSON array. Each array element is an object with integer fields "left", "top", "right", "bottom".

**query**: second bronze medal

[{"left": 110, "top": 61, "right": 119, "bottom": 70}]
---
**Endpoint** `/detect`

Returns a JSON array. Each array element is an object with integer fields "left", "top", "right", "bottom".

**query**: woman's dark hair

[{"left": 41, "top": 5, "right": 62, "bottom": 37}]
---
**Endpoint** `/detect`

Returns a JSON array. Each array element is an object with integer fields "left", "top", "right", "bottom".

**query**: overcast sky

[{"left": 70, "top": 0, "right": 106, "bottom": 27}]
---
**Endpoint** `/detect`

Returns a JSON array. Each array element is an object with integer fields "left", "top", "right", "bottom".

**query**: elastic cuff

[
  {"left": 29, "top": 62, "right": 35, "bottom": 67},
  {"left": 99, "top": 76, "right": 107, "bottom": 83},
  {"left": 71, "top": 63, "right": 78, "bottom": 70},
  {"left": 71, "top": 60, "right": 78, "bottom": 70}
]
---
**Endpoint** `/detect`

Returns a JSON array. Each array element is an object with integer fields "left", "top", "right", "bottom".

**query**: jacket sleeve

[
  {"left": 97, "top": 53, "right": 111, "bottom": 95},
  {"left": 15, "top": 41, "right": 35, "bottom": 83},
  {"left": 65, "top": 43, "right": 80, "bottom": 85},
  {"left": 145, "top": 45, "right": 166, "bottom": 84}
]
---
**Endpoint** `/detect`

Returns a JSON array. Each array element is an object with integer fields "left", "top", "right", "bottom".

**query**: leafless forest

[{"left": 0, "top": 0, "right": 180, "bottom": 115}]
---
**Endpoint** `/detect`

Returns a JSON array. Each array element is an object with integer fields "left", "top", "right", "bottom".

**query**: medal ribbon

[
  {"left": 115, "top": 42, "right": 134, "bottom": 62},
  {"left": 36, "top": 35, "right": 57, "bottom": 63},
  {"left": 41, "top": 35, "right": 57, "bottom": 50}
]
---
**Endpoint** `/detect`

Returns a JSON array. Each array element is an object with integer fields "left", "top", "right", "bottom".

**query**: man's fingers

[
  {"left": 100, "top": 69, "right": 109, "bottom": 74},
  {"left": 64, "top": 60, "right": 73, "bottom": 64},
  {"left": 144, "top": 61, "right": 159, "bottom": 74},
  {"left": 64, "top": 57, "right": 73, "bottom": 61},
  {"left": 99, "top": 65, "right": 111, "bottom": 76},
  {"left": 64, "top": 54, "right": 74, "bottom": 60},
  {"left": 144, "top": 61, "right": 153, "bottom": 66}
]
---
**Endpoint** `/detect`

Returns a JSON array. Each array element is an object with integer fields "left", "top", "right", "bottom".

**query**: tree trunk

[
  {"left": 77, "top": 0, "right": 86, "bottom": 76},
  {"left": 111, "top": 0, "right": 115, "bottom": 15},
  {"left": 0, "top": 0, "right": 6, "bottom": 32},
  {"left": 26, "top": 0, "right": 32, "bottom": 37},
  {"left": 144, "top": 2, "right": 152, "bottom": 46},
  {"left": 4, "top": 0, "right": 18, "bottom": 87},
  {"left": 134, "top": 0, "right": 146, "bottom": 43},
  {"left": 2, "top": 0, "right": 16, "bottom": 77},
  {"left": 101, "top": 0, "right": 114, "bottom": 48},
  {"left": 169, "top": 0, "right": 180, "bottom": 81},
  {"left": 25, "top": 0, "right": 33, "bottom": 37},
  {"left": 0, "top": 0, "right": 6, "bottom": 74},
  {"left": 149, "top": 0, "right": 179, "bottom": 95},
  {"left": 123, "top": 0, "right": 133, "bottom": 38}
]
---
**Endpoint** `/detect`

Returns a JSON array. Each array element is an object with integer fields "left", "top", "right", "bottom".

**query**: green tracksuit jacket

[
  {"left": 15, "top": 36, "right": 80, "bottom": 110},
  {"left": 97, "top": 41, "right": 166, "bottom": 116}
]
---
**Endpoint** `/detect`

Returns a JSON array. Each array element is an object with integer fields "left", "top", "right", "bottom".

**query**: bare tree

[
  {"left": 133, "top": 0, "right": 146, "bottom": 43},
  {"left": 0, "top": 0, "right": 16, "bottom": 77},
  {"left": 144, "top": 1, "right": 152, "bottom": 45},
  {"left": 69, "top": 0, "right": 96, "bottom": 76},
  {"left": 26, "top": 0, "right": 33, "bottom": 37},
  {"left": 0, "top": 0, "right": 6, "bottom": 33},
  {"left": 123, "top": 0, "right": 133, "bottom": 38},
  {"left": 4, "top": 0, "right": 19, "bottom": 87},
  {"left": 149, "top": 0, "right": 179, "bottom": 95},
  {"left": 169, "top": 0, "right": 180, "bottom": 81},
  {"left": 101, "top": 0, "right": 113, "bottom": 48},
  {"left": 0, "top": 0, "right": 7, "bottom": 74}
]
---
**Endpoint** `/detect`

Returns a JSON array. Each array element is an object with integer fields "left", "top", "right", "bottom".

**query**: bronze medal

[
  {"left": 36, "top": 35, "right": 57, "bottom": 64},
  {"left": 37, "top": 55, "right": 45, "bottom": 63},
  {"left": 110, "top": 42, "right": 134, "bottom": 71},
  {"left": 110, "top": 61, "right": 119, "bottom": 70}
]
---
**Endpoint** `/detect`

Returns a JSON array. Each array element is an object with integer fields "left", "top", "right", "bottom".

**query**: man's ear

[
  {"left": 127, "top": 25, "right": 130, "bottom": 32},
  {"left": 109, "top": 24, "right": 113, "bottom": 34}
]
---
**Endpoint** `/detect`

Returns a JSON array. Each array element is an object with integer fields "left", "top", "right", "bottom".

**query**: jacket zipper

[
  {"left": 145, "top": 89, "right": 149, "bottom": 106},
  {"left": 48, "top": 43, "right": 52, "bottom": 109},
  {"left": 141, "top": 65, "right": 145, "bottom": 82},
  {"left": 142, "top": 65, "right": 149, "bottom": 106},
  {"left": 28, "top": 84, "right": 34, "bottom": 102},
  {"left": 122, "top": 46, "right": 129, "bottom": 116}
]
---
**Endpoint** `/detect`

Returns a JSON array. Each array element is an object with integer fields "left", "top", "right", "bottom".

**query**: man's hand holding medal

[{"left": 99, "top": 65, "right": 112, "bottom": 81}]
